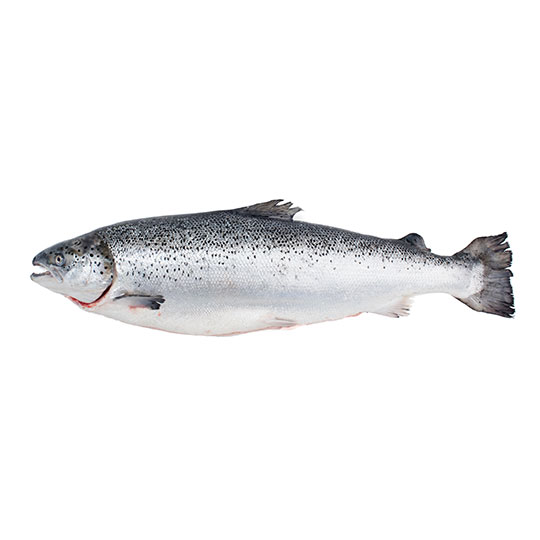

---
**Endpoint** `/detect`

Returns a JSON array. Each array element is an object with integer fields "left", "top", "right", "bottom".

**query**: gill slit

[{"left": 67, "top": 280, "right": 114, "bottom": 308}]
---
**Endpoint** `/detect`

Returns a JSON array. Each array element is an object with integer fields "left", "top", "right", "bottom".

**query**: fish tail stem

[{"left": 453, "top": 233, "right": 514, "bottom": 317}]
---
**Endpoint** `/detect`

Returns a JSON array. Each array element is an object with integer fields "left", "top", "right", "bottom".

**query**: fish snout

[
  {"left": 32, "top": 253, "right": 43, "bottom": 267},
  {"left": 31, "top": 251, "right": 60, "bottom": 282}
]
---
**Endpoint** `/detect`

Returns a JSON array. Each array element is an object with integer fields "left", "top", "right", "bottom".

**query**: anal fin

[
  {"left": 373, "top": 297, "right": 413, "bottom": 318},
  {"left": 113, "top": 293, "right": 165, "bottom": 310}
]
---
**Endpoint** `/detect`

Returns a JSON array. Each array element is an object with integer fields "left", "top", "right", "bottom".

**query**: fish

[{"left": 31, "top": 199, "right": 514, "bottom": 336}]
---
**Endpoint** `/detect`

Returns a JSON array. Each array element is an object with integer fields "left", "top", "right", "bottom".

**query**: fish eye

[{"left": 54, "top": 254, "right": 64, "bottom": 266}]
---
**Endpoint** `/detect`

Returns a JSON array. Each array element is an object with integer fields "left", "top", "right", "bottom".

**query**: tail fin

[{"left": 454, "top": 233, "right": 514, "bottom": 318}]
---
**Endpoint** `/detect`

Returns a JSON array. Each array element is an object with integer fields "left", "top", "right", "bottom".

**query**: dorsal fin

[
  {"left": 235, "top": 199, "right": 302, "bottom": 221},
  {"left": 399, "top": 233, "right": 430, "bottom": 252}
]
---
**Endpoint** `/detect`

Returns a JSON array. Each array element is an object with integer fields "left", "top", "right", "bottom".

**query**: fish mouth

[{"left": 31, "top": 261, "right": 63, "bottom": 283}]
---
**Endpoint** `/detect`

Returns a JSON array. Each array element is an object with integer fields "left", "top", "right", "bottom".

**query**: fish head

[{"left": 31, "top": 232, "right": 114, "bottom": 303}]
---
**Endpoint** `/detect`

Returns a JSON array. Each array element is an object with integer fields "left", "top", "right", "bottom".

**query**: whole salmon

[{"left": 31, "top": 200, "right": 514, "bottom": 335}]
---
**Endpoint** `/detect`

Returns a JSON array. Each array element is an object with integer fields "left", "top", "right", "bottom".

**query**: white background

[{"left": 1, "top": 1, "right": 538, "bottom": 539}]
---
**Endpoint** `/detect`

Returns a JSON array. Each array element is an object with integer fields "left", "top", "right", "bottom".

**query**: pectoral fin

[{"left": 113, "top": 293, "right": 165, "bottom": 310}]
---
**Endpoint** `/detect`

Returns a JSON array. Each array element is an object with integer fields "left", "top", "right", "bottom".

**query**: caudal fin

[{"left": 454, "top": 233, "right": 514, "bottom": 318}]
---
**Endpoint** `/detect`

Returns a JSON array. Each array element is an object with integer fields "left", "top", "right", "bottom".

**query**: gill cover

[{"left": 31, "top": 232, "right": 114, "bottom": 303}]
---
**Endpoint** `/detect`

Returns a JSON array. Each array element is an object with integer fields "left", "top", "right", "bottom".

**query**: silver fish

[{"left": 31, "top": 200, "right": 514, "bottom": 335}]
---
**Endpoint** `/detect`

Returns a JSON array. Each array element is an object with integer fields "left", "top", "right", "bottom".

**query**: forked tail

[{"left": 454, "top": 233, "right": 514, "bottom": 318}]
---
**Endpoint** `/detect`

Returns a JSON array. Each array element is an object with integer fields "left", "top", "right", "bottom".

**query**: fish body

[{"left": 31, "top": 200, "right": 514, "bottom": 335}]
